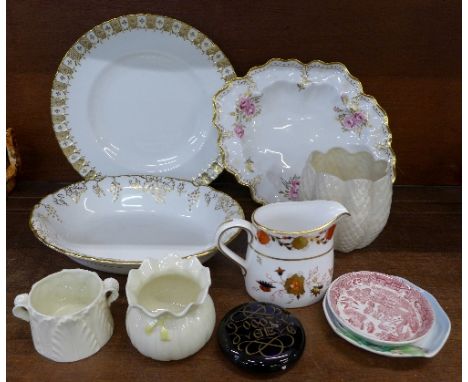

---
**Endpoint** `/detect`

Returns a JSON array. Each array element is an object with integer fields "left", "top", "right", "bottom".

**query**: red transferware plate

[{"left": 327, "top": 271, "right": 434, "bottom": 346}]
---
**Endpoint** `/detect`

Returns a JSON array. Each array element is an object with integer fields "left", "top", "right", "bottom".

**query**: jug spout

[
  {"left": 296, "top": 200, "right": 349, "bottom": 231},
  {"left": 251, "top": 200, "right": 349, "bottom": 235},
  {"left": 318, "top": 200, "right": 350, "bottom": 227}
]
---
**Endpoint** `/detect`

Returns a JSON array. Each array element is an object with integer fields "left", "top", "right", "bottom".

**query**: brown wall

[{"left": 7, "top": 0, "right": 461, "bottom": 184}]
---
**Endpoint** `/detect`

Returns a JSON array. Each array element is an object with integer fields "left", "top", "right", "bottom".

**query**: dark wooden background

[{"left": 6, "top": 0, "right": 461, "bottom": 185}]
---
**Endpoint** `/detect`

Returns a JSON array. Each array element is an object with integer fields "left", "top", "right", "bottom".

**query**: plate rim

[
  {"left": 51, "top": 13, "right": 236, "bottom": 185},
  {"left": 29, "top": 175, "right": 244, "bottom": 265},
  {"left": 213, "top": 58, "right": 396, "bottom": 205}
]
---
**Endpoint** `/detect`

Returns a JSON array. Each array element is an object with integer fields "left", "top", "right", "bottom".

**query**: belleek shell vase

[
  {"left": 125, "top": 255, "right": 215, "bottom": 361},
  {"left": 299, "top": 148, "right": 392, "bottom": 253}
]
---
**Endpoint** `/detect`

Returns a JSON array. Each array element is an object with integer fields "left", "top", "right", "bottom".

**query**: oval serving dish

[
  {"left": 29, "top": 176, "right": 243, "bottom": 274},
  {"left": 327, "top": 271, "right": 435, "bottom": 346}
]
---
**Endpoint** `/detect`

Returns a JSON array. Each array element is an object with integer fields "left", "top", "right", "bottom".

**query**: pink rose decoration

[
  {"left": 353, "top": 111, "right": 366, "bottom": 125},
  {"left": 289, "top": 189, "right": 299, "bottom": 200},
  {"left": 291, "top": 179, "right": 300, "bottom": 188},
  {"left": 288, "top": 179, "right": 300, "bottom": 200},
  {"left": 239, "top": 97, "right": 256, "bottom": 116},
  {"left": 234, "top": 124, "right": 245, "bottom": 138},
  {"left": 343, "top": 114, "right": 356, "bottom": 130}
]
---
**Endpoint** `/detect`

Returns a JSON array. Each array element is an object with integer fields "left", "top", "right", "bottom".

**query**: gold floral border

[
  {"left": 51, "top": 14, "right": 236, "bottom": 184},
  {"left": 29, "top": 175, "right": 244, "bottom": 265},
  {"left": 213, "top": 58, "right": 397, "bottom": 205}
]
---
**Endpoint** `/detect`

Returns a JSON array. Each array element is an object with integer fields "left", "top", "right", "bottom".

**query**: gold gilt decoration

[
  {"left": 51, "top": 14, "right": 236, "bottom": 184},
  {"left": 29, "top": 176, "right": 244, "bottom": 266}
]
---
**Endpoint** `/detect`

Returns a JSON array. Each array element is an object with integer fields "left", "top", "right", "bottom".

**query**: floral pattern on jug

[
  {"left": 216, "top": 201, "right": 348, "bottom": 308},
  {"left": 255, "top": 225, "right": 336, "bottom": 250},
  {"left": 254, "top": 266, "right": 333, "bottom": 305}
]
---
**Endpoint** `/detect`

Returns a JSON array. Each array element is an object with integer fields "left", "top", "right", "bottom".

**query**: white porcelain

[
  {"left": 125, "top": 255, "right": 215, "bottom": 361},
  {"left": 51, "top": 14, "right": 235, "bottom": 184},
  {"left": 214, "top": 58, "right": 395, "bottom": 204},
  {"left": 215, "top": 200, "right": 349, "bottom": 308},
  {"left": 12, "top": 269, "right": 119, "bottom": 362},
  {"left": 323, "top": 278, "right": 451, "bottom": 358},
  {"left": 29, "top": 176, "right": 243, "bottom": 274},
  {"left": 327, "top": 271, "right": 434, "bottom": 346},
  {"left": 299, "top": 148, "right": 393, "bottom": 252}
]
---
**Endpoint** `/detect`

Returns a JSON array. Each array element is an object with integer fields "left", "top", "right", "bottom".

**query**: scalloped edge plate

[{"left": 214, "top": 58, "right": 395, "bottom": 204}]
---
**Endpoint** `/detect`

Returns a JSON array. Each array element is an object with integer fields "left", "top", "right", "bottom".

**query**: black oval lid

[{"left": 218, "top": 302, "right": 305, "bottom": 373}]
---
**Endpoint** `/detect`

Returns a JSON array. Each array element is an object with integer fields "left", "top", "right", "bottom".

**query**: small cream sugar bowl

[{"left": 12, "top": 269, "right": 119, "bottom": 362}]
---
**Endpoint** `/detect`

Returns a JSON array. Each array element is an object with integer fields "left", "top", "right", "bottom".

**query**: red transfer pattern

[{"left": 328, "top": 271, "right": 434, "bottom": 343}]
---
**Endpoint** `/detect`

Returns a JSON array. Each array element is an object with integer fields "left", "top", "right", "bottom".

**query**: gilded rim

[
  {"left": 252, "top": 209, "right": 350, "bottom": 236},
  {"left": 29, "top": 176, "right": 244, "bottom": 266},
  {"left": 51, "top": 13, "right": 236, "bottom": 185},
  {"left": 213, "top": 58, "right": 396, "bottom": 205}
]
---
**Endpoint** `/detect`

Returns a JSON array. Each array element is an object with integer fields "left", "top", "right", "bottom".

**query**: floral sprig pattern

[
  {"left": 334, "top": 94, "right": 370, "bottom": 136},
  {"left": 256, "top": 225, "right": 336, "bottom": 250},
  {"left": 279, "top": 175, "right": 300, "bottom": 200},
  {"left": 255, "top": 266, "right": 332, "bottom": 304},
  {"left": 230, "top": 90, "right": 261, "bottom": 139}
]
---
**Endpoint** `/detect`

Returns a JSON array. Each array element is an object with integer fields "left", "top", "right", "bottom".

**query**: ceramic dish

[
  {"left": 51, "top": 14, "right": 235, "bottom": 185},
  {"left": 323, "top": 280, "right": 450, "bottom": 358},
  {"left": 214, "top": 59, "right": 395, "bottom": 204},
  {"left": 327, "top": 271, "right": 434, "bottom": 346},
  {"left": 29, "top": 176, "right": 243, "bottom": 274}
]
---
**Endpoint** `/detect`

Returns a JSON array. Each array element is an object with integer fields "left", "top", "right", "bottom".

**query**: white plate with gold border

[
  {"left": 29, "top": 176, "right": 243, "bottom": 274},
  {"left": 214, "top": 59, "right": 396, "bottom": 204},
  {"left": 52, "top": 14, "right": 235, "bottom": 185}
]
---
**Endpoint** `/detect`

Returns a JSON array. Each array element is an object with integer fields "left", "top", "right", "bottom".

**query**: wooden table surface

[{"left": 6, "top": 178, "right": 461, "bottom": 381}]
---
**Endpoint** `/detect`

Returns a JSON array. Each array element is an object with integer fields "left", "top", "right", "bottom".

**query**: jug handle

[
  {"left": 103, "top": 278, "right": 119, "bottom": 306},
  {"left": 215, "top": 219, "right": 254, "bottom": 276},
  {"left": 12, "top": 293, "right": 30, "bottom": 322}
]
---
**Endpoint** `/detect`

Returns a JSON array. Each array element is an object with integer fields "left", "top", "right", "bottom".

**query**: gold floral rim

[
  {"left": 252, "top": 210, "right": 350, "bottom": 236},
  {"left": 29, "top": 176, "right": 244, "bottom": 266},
  {"left": 51, "top": 13, "right": 236, "bottom": 185},
  {"left": 213, "top": 58, "right": 397, "bottom": 205}
]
